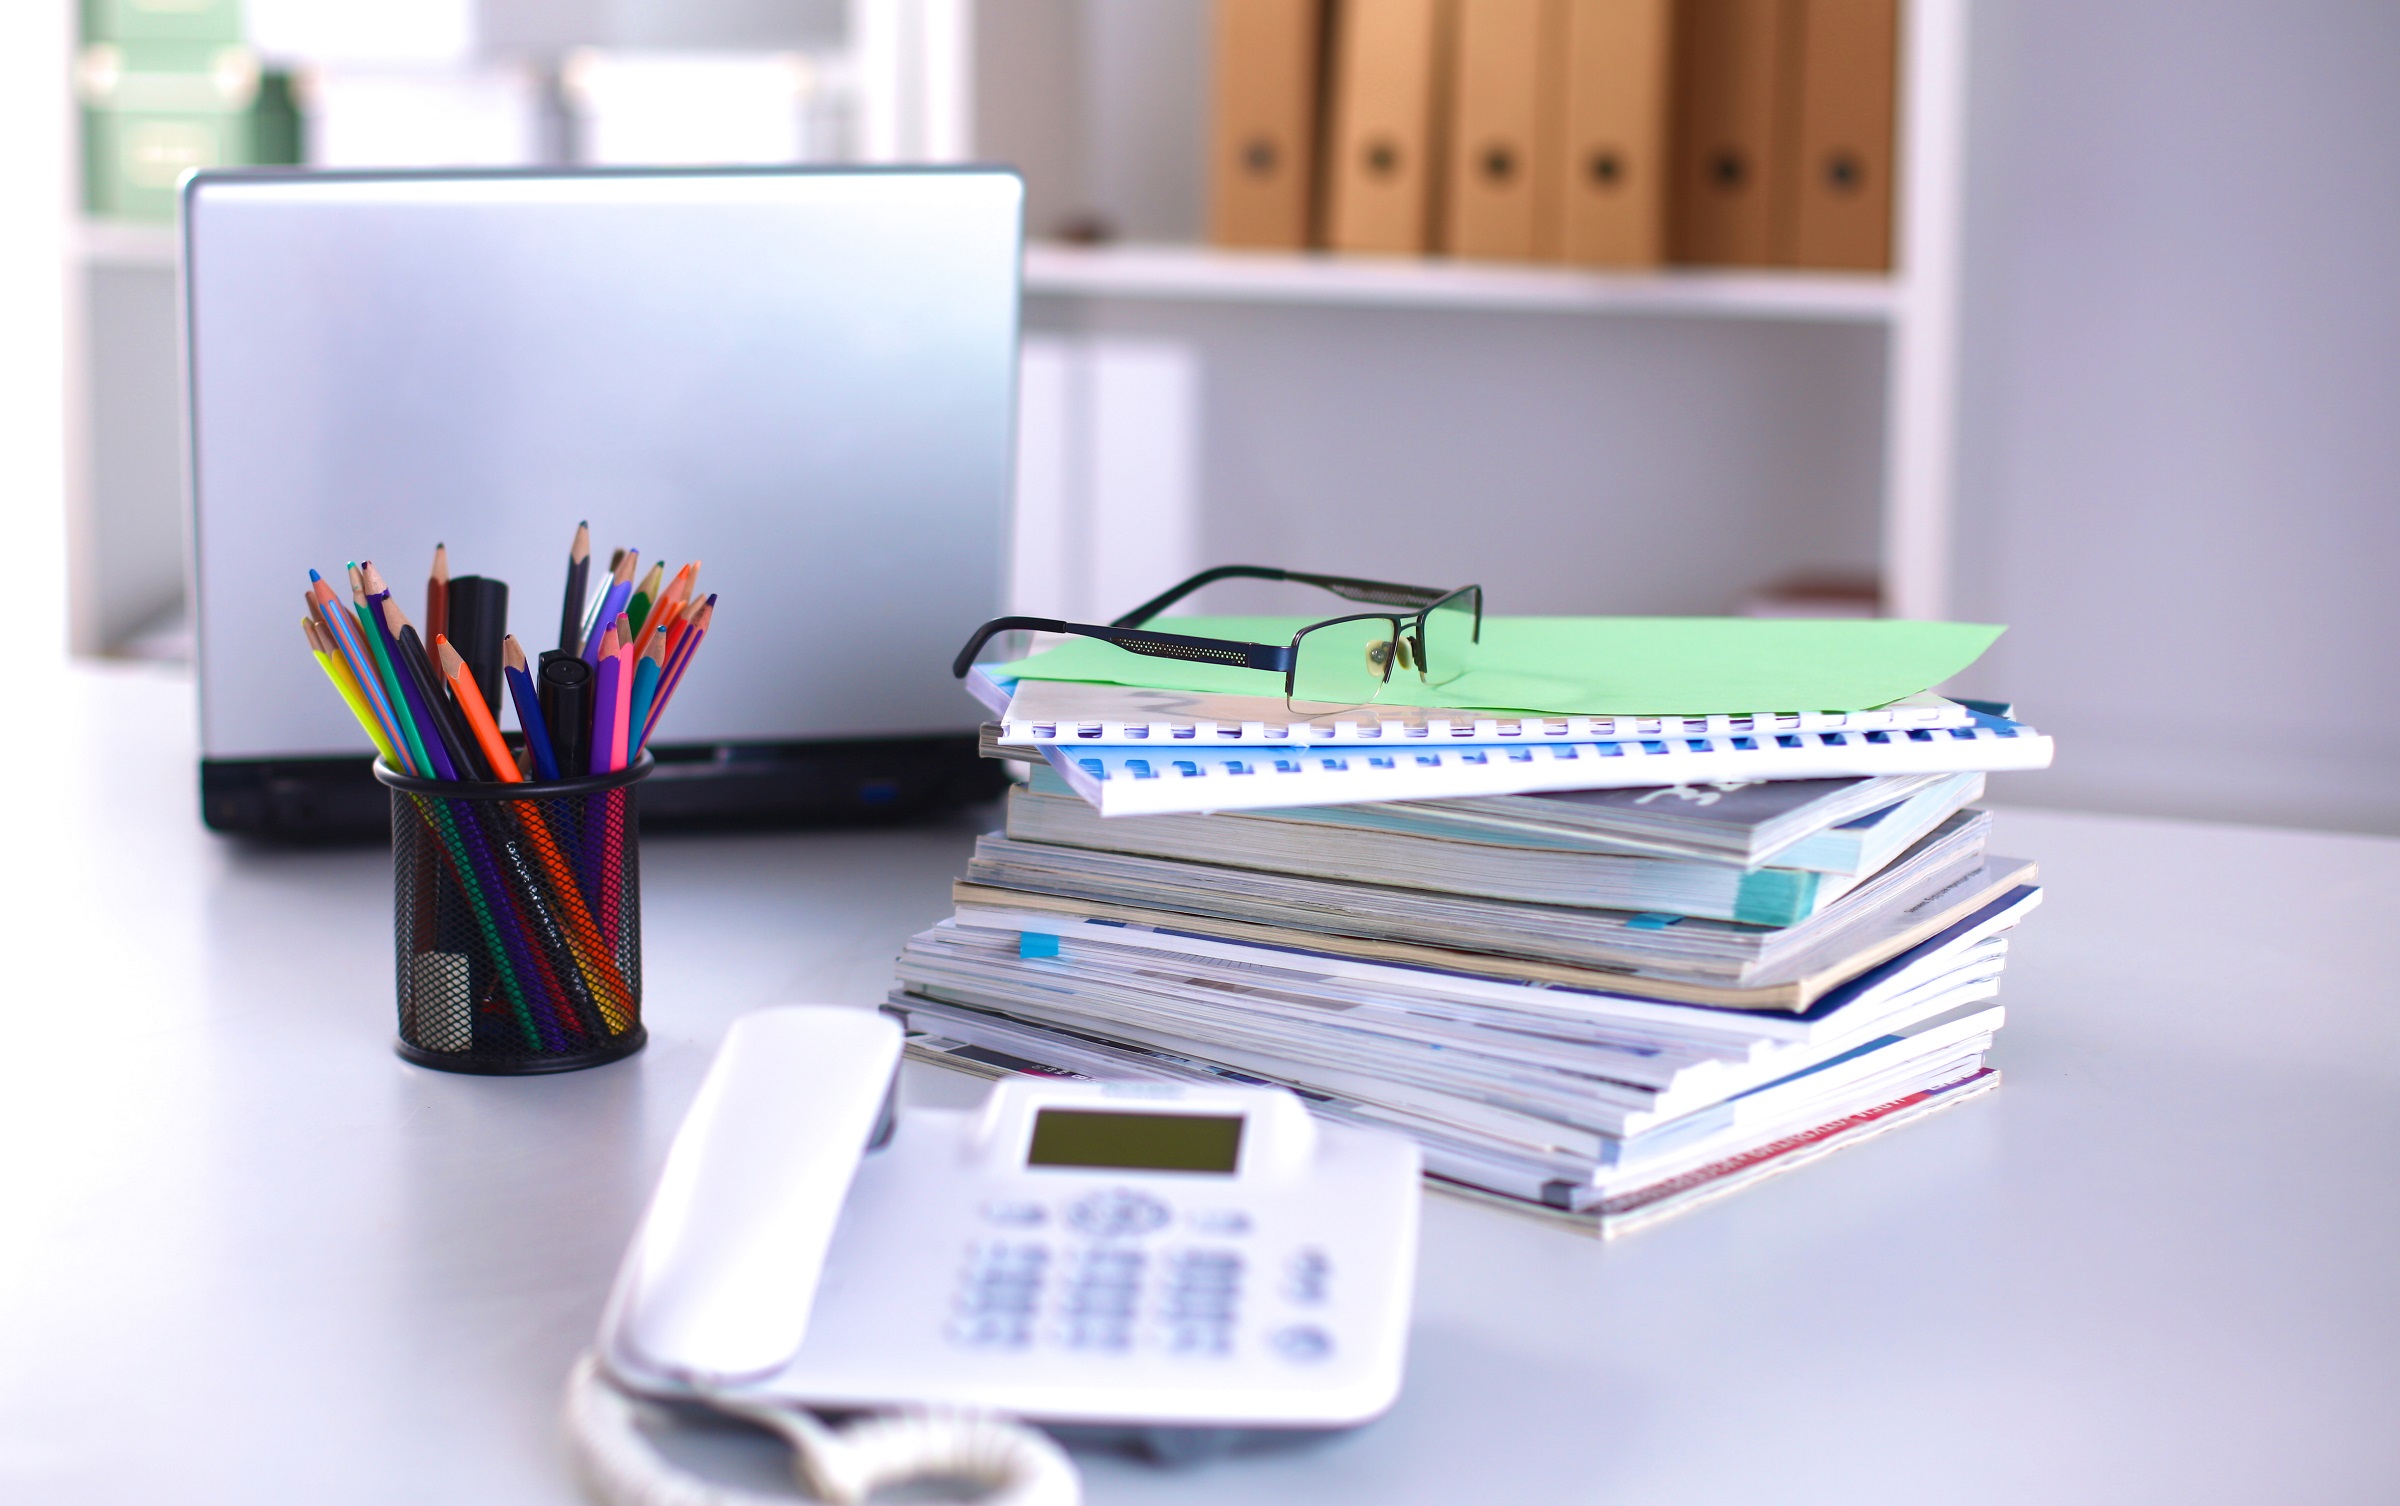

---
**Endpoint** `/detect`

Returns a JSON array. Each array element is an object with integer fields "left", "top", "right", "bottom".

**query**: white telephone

[{"left": 595, "top": 1005, "right": 1424, "bottom": 1439}]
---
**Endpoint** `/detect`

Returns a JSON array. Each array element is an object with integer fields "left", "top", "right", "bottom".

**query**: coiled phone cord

[{"left": 564, "top": 1351, "right": 1082, "bottom": 1506}]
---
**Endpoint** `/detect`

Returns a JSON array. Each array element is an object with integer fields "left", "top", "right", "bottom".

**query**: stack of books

[{"left": 889, "top": 671, "right": 2050, "bottom": 1238}]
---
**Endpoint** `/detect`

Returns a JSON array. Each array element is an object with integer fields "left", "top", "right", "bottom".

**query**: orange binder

[
  {"left": 1669, "top": 0, "right": 1795, "bottom": 266},
  {"left": 1551, "top": 0, "right": 1673, "bottom": 266},
  {"left": 1323, "top": 0, "right": 1453, "bottom": 255},
  {"left": 1208, "top": 0, "right": 1331, "bottom": 249},
  {"left": 1783, "top": 0, "right": 1898, "bottom": 270},
  {"left": 1443, "top": 0, "right": 1558, "bottom": 261}
]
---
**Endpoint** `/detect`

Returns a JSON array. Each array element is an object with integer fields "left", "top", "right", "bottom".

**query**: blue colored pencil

[
  {"left": 626, "top": 652, "right": 661, "bottom": 761},
  {"left": 502, "top": 637, "right": 562, "bottom": 781}
]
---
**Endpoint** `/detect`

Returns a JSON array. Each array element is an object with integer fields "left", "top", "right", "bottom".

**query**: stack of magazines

[{"left": 889, "top": 672, "right": 2049, "bottom": 1238}]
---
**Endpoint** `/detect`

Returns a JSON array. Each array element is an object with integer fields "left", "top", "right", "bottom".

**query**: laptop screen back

[{"left": 186, "top": 166, "right": 1022, "bottom": 762}]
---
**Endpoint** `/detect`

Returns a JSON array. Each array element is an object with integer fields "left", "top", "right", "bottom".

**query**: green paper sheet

[{"left": 998, "top": 615, "right": 2005, "bottom": 716}]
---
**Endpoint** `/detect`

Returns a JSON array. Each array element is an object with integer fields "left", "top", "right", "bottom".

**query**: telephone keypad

[
  {"left": 948, "top": 1219, "right": 1271, "bottom": 1358},
  {"left": 1057, "top": 1247, "right": 1144, "bottom": 1351},
  {"left": 950, "top": 1240, "right": 1050, "bottom": 1349}
]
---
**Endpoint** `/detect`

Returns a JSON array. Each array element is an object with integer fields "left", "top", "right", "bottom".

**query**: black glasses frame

[{"left": 950, "top": 565, "right": 1484, "bottom": 706}]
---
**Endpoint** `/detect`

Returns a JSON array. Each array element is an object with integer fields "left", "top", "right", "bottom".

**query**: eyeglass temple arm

[
  {"left": 1284, "top": 571, "right": 1453, "bottom": 610},
  {"left": 952, "top": 616, "right": 1296, "bottom": 679},
  {"left": 1110, "top": 566, "right": 1454, "bottom": 627},
  {"left": 1107, "top": 565, "right": 1294, "bottom": 627}
]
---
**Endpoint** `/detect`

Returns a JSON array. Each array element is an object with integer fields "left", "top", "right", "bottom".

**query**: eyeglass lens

[{"left": 1288, "top": 615, "right": 1405, "bottom": 711}]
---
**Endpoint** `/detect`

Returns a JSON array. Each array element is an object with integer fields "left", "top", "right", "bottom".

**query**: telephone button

[
  {"left": 1165, "top": 1321, "right": 1233, "bottom": 1356},
  {"left": 981, "top": 1200, "right": 1048, "bottom": 1228},
  {"left": 1067, "top": 1189, "right": 1171, "bottom": 1239},
  {"left": 1058, "top": 1318, "right": 1135, "bottom": 1352},
  {"left": 1285, "top": 1248, "right": 1332, "bottom": 1305},
  {"left": 1189, "top": 1209, "right": 1252, "bottom": 1236},
  {"left": 1271, "top": 1325, "right": 1333, "bottom": 1362},
  {"left": 951, "top": 1315, "right": 1034, "bottom": 1349}
]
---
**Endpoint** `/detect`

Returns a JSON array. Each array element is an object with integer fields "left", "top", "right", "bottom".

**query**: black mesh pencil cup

[{"left": 376, "top": 754, "right": 651, "bottom": 1074}]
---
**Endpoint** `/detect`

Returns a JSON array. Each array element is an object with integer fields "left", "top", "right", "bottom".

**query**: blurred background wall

[
  {"left": 1947, "top": 0, "right": 2400, "bottom": 832},
  {"left": 21, "top": 0, "right": 2400, "bottom": 833}
]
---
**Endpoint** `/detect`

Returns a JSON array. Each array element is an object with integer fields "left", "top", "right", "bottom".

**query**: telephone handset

[{"left": 599, "top": 1006, "right": 1423, "bottom": 1431}]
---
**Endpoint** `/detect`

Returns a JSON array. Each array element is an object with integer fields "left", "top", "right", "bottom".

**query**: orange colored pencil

[
  {"left": 632, "top": 561, "right": 696, "bottom": 659},
  {"left": 436, "top": 637, "right": 522, "bottom": 782}
]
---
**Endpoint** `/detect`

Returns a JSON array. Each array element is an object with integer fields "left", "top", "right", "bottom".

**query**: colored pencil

[
  {"left": 503, "top": 637, "right": 561, "bottom": 781},
  {"left": 580, "top": 548, "right": 630, "bottom": 658},
  {"left": 407, "top": 623, "right": 491, "bottom": 781},
  {"left": 582, "top": 550, "right": 637, "bottom": 666},
  {"left": 416, "top": 798, "right": 547, "bottom": 1049},
  {"left": 371, "top": 594, "right": 452, "bottom": 780},
  {"left": 610, "top": 637, "right": 634, "bottom": 772},
  {"left": 626, "top": 560, "right": 665, "bottom": 637},
  {"left": 447, "top": 639, "right": 640, "bottom": 1036},
  {"left": 438, "top": 638, "right": 522, "bottom": 782},
  {"left": 557, "top": 521, "right": 590, "bottom": 657},
  {"left": 626, "top": 640, "right": 663, "bottom": 757},
  {"left": 378, "top": 599, "right": 463, "bottom": 781},
  {"left": 426, "top": 542, "right": 449, "bottom": 644},
  {"left": 437, "top": 636, "right": 622, "bottom": 1035},
  {"left": 632, "top": 561, "right": 694, "bottom": 659},
  {"left": 645, "top": 594, "right": 713, "bottom": 747},
  {"left": 308, "top": 573, "right": 408, "bottom": 762},
  {"left": 358, "top": 562, "right": 432, "bottom": 777},
  {"left": 307, "top": 571, "right": 395, "bottom": 742},
  {"left": 305, "top": 618, "right": 401, "bottom": 767},
  {"left": 591, "top": 651, "right": 622, "bottom": 775},
  {"left": 659, "top": 597, "right": 699, "bottom": 680}
]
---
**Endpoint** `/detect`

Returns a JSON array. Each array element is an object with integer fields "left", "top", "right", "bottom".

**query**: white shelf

[{"left": 1022, "top": 241, "right": 1905, "bottom": 324}]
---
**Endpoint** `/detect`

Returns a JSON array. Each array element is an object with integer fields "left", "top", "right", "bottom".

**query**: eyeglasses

[{"left": 951, "top": 565, "right": 1485, "bottom": 713}]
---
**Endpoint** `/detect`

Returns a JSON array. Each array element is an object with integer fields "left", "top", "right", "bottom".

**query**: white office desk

[{"left": 4, "top": 663, "right": 2396, "bottom": 1504}]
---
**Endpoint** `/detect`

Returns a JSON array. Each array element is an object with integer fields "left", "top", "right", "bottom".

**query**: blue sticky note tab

[
  {"left": 1625, "top": 913, "right": 1683, "bottom": 931},
  {"left": 1018, "top": 932, "right": 1061, "bottom": 959}
]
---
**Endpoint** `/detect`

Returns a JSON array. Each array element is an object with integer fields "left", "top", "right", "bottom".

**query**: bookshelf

[
  {"left": 1022, "top": 242, "right": 1904, "bottom": 322},
  {"left": 999, "top": 0, "right": 1968, "bottom": 621}
]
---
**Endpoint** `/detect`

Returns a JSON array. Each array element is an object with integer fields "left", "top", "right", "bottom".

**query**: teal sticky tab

[
  {"left": 1732, "top": 868, "right": 1819, "bottom": 927},
  {"left": 1625, "top": 913, "right": 1683, "bottom": 931},
  {"left": 1019, "top": 932, "right": 1061, "bottom": 959}
]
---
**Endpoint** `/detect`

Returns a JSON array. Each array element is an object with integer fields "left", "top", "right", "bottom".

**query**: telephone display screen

[{"left": 1026, "top": 1109, "right": 1244, "bottom": 1174}]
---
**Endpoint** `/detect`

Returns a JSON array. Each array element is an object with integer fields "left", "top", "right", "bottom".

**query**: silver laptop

[{"left": 184, "top": 166, "right": 1022, "bottom": 835}]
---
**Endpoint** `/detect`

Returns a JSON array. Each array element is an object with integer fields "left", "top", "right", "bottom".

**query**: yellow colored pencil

[{"left": 304, "top": 618, "right": 402, "bottom": 767}]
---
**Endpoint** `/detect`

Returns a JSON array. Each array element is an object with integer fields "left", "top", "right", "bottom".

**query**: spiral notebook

[
  {"left": 978, "top": 669, "right": 1979, "bottom": 748},
  {"left": 1027, "top": 717, "right": 2053, "bottom": 817}
]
